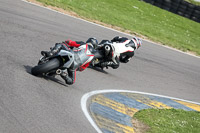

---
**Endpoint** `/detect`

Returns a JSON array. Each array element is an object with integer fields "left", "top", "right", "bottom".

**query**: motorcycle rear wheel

[{"left": 31, "top": 58, "right": 61, "bottom": 76}]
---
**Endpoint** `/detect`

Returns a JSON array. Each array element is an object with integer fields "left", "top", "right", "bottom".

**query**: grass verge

[
  {"left": 185, "top": 0, "right": 200, "bottom": 6},
  {"left": 133, "top": 109, "right": 200, "bottom": 133},
  {"left": 34, "top": 0, "right": 200, "bottom": 56}
]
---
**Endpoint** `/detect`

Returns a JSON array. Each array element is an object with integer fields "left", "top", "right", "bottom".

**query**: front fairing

[{"left": 56, "top": 50, "right": 75, "bottom": 68}]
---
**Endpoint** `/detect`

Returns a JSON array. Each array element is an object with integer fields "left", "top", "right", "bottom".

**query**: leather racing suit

[{"left": 97, "top": 36, "right": 136, "bottom": 69}]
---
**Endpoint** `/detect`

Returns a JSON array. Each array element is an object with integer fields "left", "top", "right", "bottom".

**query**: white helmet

[{"left": 130, "top": 37, "right": 142, "bottom": 49}]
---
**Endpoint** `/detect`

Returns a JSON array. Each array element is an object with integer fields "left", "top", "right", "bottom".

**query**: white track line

[
  {"left": 81, "top": 90, "right": 200, "bottom": 133},
  {"left": 21, "top": 0, "right": 200, "bottom": 59}
]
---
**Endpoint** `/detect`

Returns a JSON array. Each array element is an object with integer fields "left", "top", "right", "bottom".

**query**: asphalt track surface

[{"left": 0, "top": 0, "right": 200, "bottom": 133}]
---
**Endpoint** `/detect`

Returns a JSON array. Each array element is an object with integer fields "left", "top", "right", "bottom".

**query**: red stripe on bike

[
  {"left": 73, "top": 69, "right": 77, "bottom": 83},
  {"left": 122, "top": 50, "right": 133, "bottom": 53},
  {"left": 85, "top": 44, "right": 88, "bottom": 53}
]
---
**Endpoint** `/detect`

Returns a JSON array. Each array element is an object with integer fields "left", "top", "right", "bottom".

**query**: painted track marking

[{"left": 81, "top": 90, "right": 200, "bottom": 133}]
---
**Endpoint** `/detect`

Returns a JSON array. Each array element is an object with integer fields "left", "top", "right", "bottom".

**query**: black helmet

[{"left": 86, "top": 37, "right": 98, "bottom": 49}]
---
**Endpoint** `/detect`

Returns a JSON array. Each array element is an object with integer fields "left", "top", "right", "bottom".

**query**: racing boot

[
  {"left": 41, "top": 44, "right": 62, "bottom": 57},
  {"left": 41, "top": 51, "right": 53, "bottom": 57},
  {"left": 60, "top": 71, "right": 74, "bottom": 85}
]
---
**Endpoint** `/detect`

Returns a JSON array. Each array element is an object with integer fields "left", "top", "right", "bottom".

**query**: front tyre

[{"left": 31, "top": 58, "right": 61, "bottom": 76}]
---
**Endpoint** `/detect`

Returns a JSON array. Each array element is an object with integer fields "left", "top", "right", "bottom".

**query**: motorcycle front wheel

[{"left": 31, "top": 58, "right": 61, "bottom": 76}]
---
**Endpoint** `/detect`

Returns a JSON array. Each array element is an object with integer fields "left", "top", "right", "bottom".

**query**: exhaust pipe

[
  {"left": 105, "top": 45, "right": 110, "bottom": 51},
  {"left": 105, "top": 45, "right": 110, "bottom": 56},
  {"left": 56, "top": 69, "right": 62, "bottom": 75}
]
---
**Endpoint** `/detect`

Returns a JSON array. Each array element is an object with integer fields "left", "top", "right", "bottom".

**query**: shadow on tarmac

[
  {"left": 23, "top": 65, "right": 68, "bottom": 87},
  {"left": 88, "top": 65, "right": 109, "bottom": 74}
]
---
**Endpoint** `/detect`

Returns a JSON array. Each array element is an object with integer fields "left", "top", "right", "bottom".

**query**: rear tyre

[{"left": 31, "top": 58, "right": 61, "bottom": 76}]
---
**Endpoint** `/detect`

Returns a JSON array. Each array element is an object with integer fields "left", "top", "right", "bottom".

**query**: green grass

[
  {"left": 185, "top": 0, "right": 200, "bottom": 6},
  {"left": 133, "top": 109, "right": 200, "bottom": 133},
  {"left": 37, "top": 0, "right": 200, "bottom": 55}
]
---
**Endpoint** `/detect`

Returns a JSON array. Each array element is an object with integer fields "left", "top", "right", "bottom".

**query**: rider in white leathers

[{"left": 95, "top": 36, "right": 142, "bottom": 69}]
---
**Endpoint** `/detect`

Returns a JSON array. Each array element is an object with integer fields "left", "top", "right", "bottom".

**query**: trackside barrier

[{"left": 142, "top": 0, "right": 200, "bottom": 23}]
